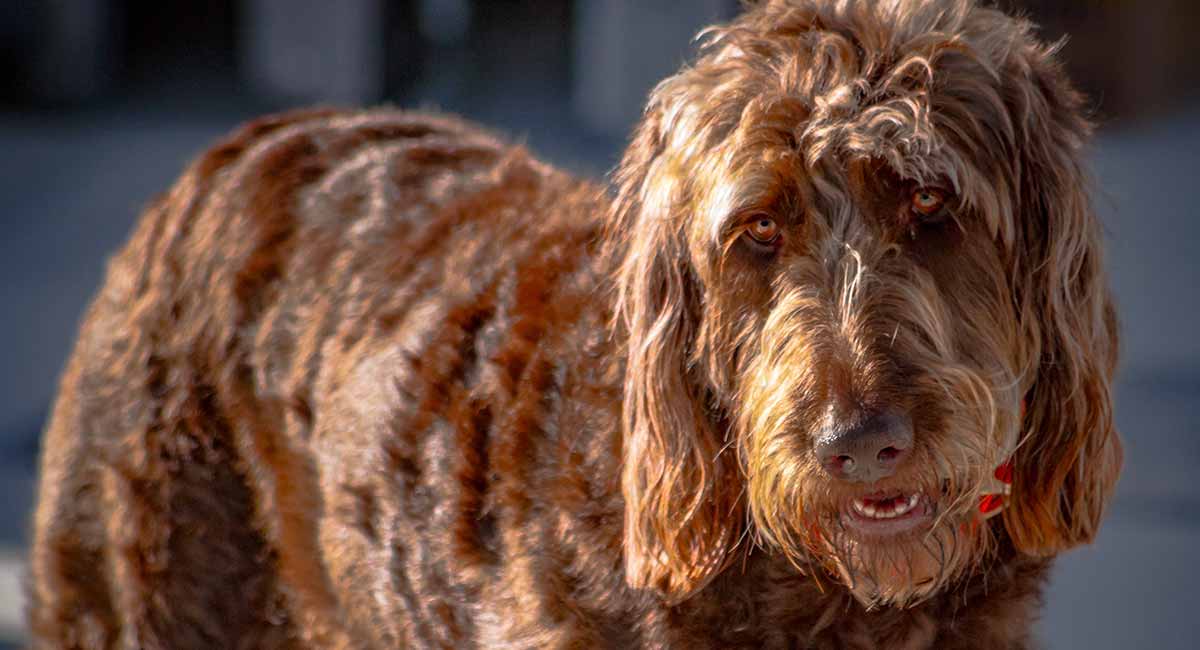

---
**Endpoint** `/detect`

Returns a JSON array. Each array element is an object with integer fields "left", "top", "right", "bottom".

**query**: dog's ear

[
  {"left": 1001, "top": 40, "right": 1122, "bottom": 556},
  {"left": 608, "top": 89, "right": 744, "bottom": 603}
]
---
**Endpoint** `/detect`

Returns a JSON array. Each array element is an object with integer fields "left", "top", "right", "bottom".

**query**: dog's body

[
  {"left": 29, "top": 109, "right": 1049, "bottom": 649},
  {"left": 31, "top": 2, "right": 1120, "bottom": 648}
]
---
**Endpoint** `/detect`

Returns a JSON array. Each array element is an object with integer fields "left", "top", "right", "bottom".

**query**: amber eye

[
  {"left": 910, "top": 187, "right": 947, "bottom": 219},
  {"left": 744, "top": 216, "right": 781, "bottom": 245}
]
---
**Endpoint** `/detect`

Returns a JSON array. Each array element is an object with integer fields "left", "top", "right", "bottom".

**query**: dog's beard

[
  {"left": 742, "top": 394, "right": 1015, "bottom": 608},
  {"left": 819, "top": 498, "right": 987, "bottom": 608},
  {"left": 729, "top": 257, "right": 1025, "bottom": 606},
  {"left": 736, "top": 340, "right": 1019, "bottom": 607},
  {"left": 745, "top": 462, "right": 995, "bottom": 608}
]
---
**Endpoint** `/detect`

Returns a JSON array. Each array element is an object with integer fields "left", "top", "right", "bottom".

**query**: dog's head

[{"left": 609, "top": 0, "right": 1121, "bottom": 607}]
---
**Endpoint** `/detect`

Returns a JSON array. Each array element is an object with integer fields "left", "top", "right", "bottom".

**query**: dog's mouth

[{"left": 841, "top": 490, "right": 934, "bottom": 537}]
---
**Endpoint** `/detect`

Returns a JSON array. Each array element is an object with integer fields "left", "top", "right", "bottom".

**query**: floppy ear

[
  {"left": 609, "top": 90, "right": 744, "bottom": 602},
  {"left": 1002, "top": 41, "right": 1122, "bottom": 555}
]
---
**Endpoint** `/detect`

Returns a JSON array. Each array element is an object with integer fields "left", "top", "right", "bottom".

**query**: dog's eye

[
  {"left": 910, "top": 188, "right": 948, "bottom": 222},
  {"left": 744, "top": 216, "right": 781, "bottom": 246}
]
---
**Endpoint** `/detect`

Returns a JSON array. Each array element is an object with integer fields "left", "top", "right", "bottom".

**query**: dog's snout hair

[{"left": 30, "top": 0, "right": 1121, "bottom": 647}]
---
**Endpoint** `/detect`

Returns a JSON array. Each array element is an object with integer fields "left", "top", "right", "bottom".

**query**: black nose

[{"left": 815, "top": 411, "right": 913, "bottom": 483}]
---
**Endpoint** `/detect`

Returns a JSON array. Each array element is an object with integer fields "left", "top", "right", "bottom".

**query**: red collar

[
  {"left": 978, "top": 459, "right": 1013, "bottom": 518},
  {"left": 978, "top": 399, "right": 1023, "bottom": 519}
]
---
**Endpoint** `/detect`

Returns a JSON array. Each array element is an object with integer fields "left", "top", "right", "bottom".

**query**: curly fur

[{"left": 30, "top": 1, "right": 1120, "bottom": 648}]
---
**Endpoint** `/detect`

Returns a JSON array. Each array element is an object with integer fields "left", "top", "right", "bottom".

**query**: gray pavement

[{"left": 0, "top": 100, "right": 1196, "bottom": 647}]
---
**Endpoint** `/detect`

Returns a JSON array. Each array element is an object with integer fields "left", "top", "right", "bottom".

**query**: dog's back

[{"left": 29, "top": 108, "right": 617, "bottom": 648}]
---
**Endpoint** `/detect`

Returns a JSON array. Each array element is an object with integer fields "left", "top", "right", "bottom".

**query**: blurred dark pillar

[
  {"left": 1025, "top": 0, "right": 1200, "bottom": 123},
  {"left": 466, "top": 0, "right": 572, "bottom": 100},
  {"left": 572, "top": 0, "right": 735, "bottom": 134},
  {"left": 384, "top": 0, "right": 425, "bottom": 100},
  {"left": 25, "top": 0, "right": 117, "bottom": 102},
  {"left": 241, "top": 0, "right": 386, "bottom": 104}
]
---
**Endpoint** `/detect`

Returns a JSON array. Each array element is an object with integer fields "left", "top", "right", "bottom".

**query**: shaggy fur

[{"left": 29, "top": 1, "right": 1121, "bottom": 648}]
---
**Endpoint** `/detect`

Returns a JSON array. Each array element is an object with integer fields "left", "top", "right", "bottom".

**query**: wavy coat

[{"left": 30, "top": 1, "right": 1119, "bottom": 648}]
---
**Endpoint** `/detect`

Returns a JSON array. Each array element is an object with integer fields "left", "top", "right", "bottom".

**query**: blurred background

[{"left": 1, "top": 1, "right": 1197, "bottom": 646}]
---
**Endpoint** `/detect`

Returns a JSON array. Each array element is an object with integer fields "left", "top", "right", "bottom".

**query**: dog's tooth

[{"left": 851, "top": 494, "right": 922, "bottom": 521}]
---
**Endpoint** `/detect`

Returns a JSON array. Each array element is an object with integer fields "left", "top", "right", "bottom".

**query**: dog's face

[{"left": 610, "top": 0, "right": 1121, "bottom": 607}]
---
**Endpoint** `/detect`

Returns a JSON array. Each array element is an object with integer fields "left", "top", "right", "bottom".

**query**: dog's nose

[{"left": 815, "top": 411, "right": 913, "bottom": 483}]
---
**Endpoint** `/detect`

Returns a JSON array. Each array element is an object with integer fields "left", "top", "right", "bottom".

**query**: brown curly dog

[{"left": 29, "top": 0, "right": 1121, "bottom": 647}]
